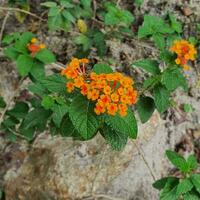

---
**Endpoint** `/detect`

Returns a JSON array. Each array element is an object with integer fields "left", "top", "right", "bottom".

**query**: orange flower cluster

[
  {"left": 170, "top": 40, "right": 197, "bottom": 70},
  {"left": 27, "top": 38, "right": 46, "bottom": 57},
  {"left": 61, "top": 58, "right": 137, "bottom": 117}
]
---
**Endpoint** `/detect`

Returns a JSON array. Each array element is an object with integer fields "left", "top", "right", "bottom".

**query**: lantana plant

[
  {"left": 153, "top": 151, "right": 200, "bottom": 200},
  {"left": 0, "top": 32, "right": 198, "bottom": 150}
]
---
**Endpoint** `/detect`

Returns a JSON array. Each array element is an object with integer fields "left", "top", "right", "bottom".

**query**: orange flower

[
  {"left": 66, "top": 82, "right": 74, "bottom": 93},
  {"left": 103, "top": 85, "right": 111, "bottom": 95},
  {"left": 81, "top": 83, "right": 89, "bottom": 95},
  {"left": 62, "top": 58, "right": 137, "bottom": 117},
  {"left": 99, "top": 95, "right": 110, "bottom": 106},
  {"left": 74, "top": 77, "right": 84, "bottom": 88},
  {"left": 31, "top": 37, "right": 37, "bottom": 43},
  {"left": 39, "top": 44, "right": 46, "bottom": 49},
  {"left": 87, "top": 89, "right": 99, "bottom": 101},
  {"left": 170, "top": 40, "right": 197, "bottom": 70},
  {"left": 107, "top": 103, "right": 118, "bottom": 116},
  {"left": 94, "top": 103, "right": 106, "bottom": 115},
  {"left": 27, "top": 38, "right": 47, "bottom": 57},
  {"left": 111, "top": 93, "right": 119, "bottom": 102}
]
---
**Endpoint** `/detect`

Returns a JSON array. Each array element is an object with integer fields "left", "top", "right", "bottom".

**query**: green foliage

[
  {"left": 92, "top": 63, "right": 113, "bottom": 74},
  {"left": 183, "top": 104, "right": 195, "bottom": 113},
  {"left": 153, "top": 151, "right": 200, "bottom": 200},
  {"left": 161, "top": 67, "right": 188, "bottom": 92},
  {"left": 104, "top": 3, "right": 134, "bottom": 27},
  {"left": 138, "top": 15, "right": 174, "bottom": 38},
  {"left": 105, "top": 108, "right": 138, "bottom": 139},
  {"left": 132, "top": 59, "right": 160, "bottom": 75},
  {"left": 69, "top": 95, "right": 99, "bottom": 139},
  {"left": 138, "top": 14, "right": 182, "bottom": 50},
  {"left": 0, "top": 97, "right": 6, "bottom": 108},
  {"left": 101, "top": 124, "right": 128, "bottom": 151},
  {"left": 136, "top": 96, "right": 155, "bottom": 123},
  {"left": 74, "top": 29, "right": 107, "bottom": 57},
  {"left": 153, "top": 85, "right": 170, "bottom": 113},
  {"left": 41, "top": 0, "right": 92, "bottom": 31},
  {"left": 3, "top": 32, "right": 55, "bottom": 78}
]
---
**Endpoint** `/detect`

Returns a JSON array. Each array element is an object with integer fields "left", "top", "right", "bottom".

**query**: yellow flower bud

[{"left": 77, "top": 19, "right": 87, "bottom": 34}]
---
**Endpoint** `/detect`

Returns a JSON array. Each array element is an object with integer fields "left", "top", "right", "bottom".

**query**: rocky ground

[{"left": 0, "top": 0, "right": 200, "bottom": 200}]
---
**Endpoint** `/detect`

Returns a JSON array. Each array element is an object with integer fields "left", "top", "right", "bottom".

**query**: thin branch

[
  {"left": 134, "top": 141, "right": 156, "bottom": 181},
  {"left": 0, "top": 7, "right": 45, "bottom": 21},
  {"left": 0, "top": 77, "right": 25, "bottom": 124},
  {"left": 83, "top": 194, "right": 123, "bottom": 200},
  {"left": 0, "top": 11, "right": 10, "bottom": 46},
  {"left": 91, "top": 145, "right": 108, "bottom": 195},
  {"left": 49, "top": 62, "right": 65, "bottom": 70}
]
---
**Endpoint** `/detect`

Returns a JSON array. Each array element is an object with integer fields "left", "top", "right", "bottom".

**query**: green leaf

[
  {"left": 166, "top": 150, "right": 189, "bottom": 173},
  {"left": 19, "top": 123, "right": 35, "bottom": 141},
  {"left": 2, "top": 32, "right": 20, "bottom": 45},
  {"left": 183, "top": 104, "right": 195, "bottom": 113},
  {"left": 191, "top": 174, "right": 200, "bottom": 194},
  {"left": 74, "top": 34, "right": 92, "bottom": 51},
  {"left": 41, "top": 96, "right": 55, "bottom": 110},
  {"left": 14, "top": 32, "right": 34, "bottom": 53},
  {"left": 101, "top": 124, "right": 128, "bottom": 151},
  {"left": 69, "top": 95, "right": 99, "bottom": 139},
  {"left": 1, "top": 116, "right": 19, "bottom": 128},
  {"left": 187, "top": 155, "right": 198, "bottom": 170},
  {"left": 16, "top": 55, "right": 33, "bottom": 76},
  {"left": 48, "top": 14, "right": 63, "bottom": 31},
  {"left": 143, "top": 76, "right": 160, "bottom": 90},
  {"left": 136, "top": 96, "right": 155, "bottom": 123},
  {"left": 153, "top": 85, "right": 170, "bottom": 113},
  {"left": 62, "top": 10, "right": 75, "bottom": 23},
  {"left": 169, "top": 14, "right": 182, "bottom": 33},
  {"left": 160, "top": 177, "right": 179, "bottom": 200},
  {"left": 23, "top": 108, "right": 52, "bottom": 130},
  {"left": 176, "top": 178, "right": 193, "bottom": 196},
  {"left": 48, "top": 6, "right": 60, "bottom": 16},
  {"left": 7, "top": 102, "right": 29, "bottom": 119},
  {"left": 134, "top": 0, "right": 144, "bottom": 6},
  {"left": 153, "top": 177, "right": 169, "bottom": 190},
  {"left": 162, "top": 67, "right": 188, "bottom": 92},
  {"left": 30, "top": 61, "right": 45, "bottom": 80},
  {"left": 60, "top": 0, "right": 74, "bottom": 8},
  {"left": 52, "top": 104, "right": 69, "bottom": 127},
  {"left": 104, "top": 3, "right": 134, "bottom": 27},
  {"left": 35, "top": 49, "right": 56, "bottom": 64},
  {"left": 132, "top": 59, "right": 160, "bottom": 75},
  {"left": 29, "top": 82, "right": 48, "bottom": 97},
  {"left": 184, "top": 192, "right": 200, "bottom": 200},
  {"left": 105, "top": 108, "right": 137, "bottom": 139},
  {"left": 93, "top": 31, "right": 107, "bottom": 57},
  {"left": 40, "top": 74, "right": 67, "bottom": 93},
  {"left": 0, "top": 97, "right": 6, "bottom": 108},
  {"left": 60, "top": 115, "right": 81, "bottom": 138},
  {"left": 138, "top": 15, "right": 173, "bottom": 38},
  {"left": 152, "top": 33, "right": 165, "bottom": 50},
  {"left": 4, "top": 47, "right": 19, "bottom": 61},
  {"left": 160, "top": 50, "right": 176, "bottom": 63},
  {"left": 92, "top": 64, "right": 113, "bottom": 74},
  {"left": 41, "top": 1, "right": 57, "bottom": 7}
]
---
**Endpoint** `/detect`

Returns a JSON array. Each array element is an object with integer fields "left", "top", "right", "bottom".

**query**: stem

[
  {"left": 134, "top": 141, "right": 157, "bottom": 181},
  {"left": 0, "top": 11, "right": 10, "bottom": 46},
  {"left": 0, "top": 7, "right": 45, "bottom": 21}
]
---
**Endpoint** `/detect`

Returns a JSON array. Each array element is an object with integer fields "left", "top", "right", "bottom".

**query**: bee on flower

[
  {"left": 61, "top": 58, "right": 137, "bottom": 117},
  {"left": 170, "top": 40, "right": 197, "bottom": 70}
]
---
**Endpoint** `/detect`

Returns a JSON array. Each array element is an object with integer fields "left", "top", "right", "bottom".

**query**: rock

[
  {"left": 182, "top": 7, "right": 193, "bottom": 16},
  {"left": 4, "top": 112, "right": 162, "bottom": 200}
]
